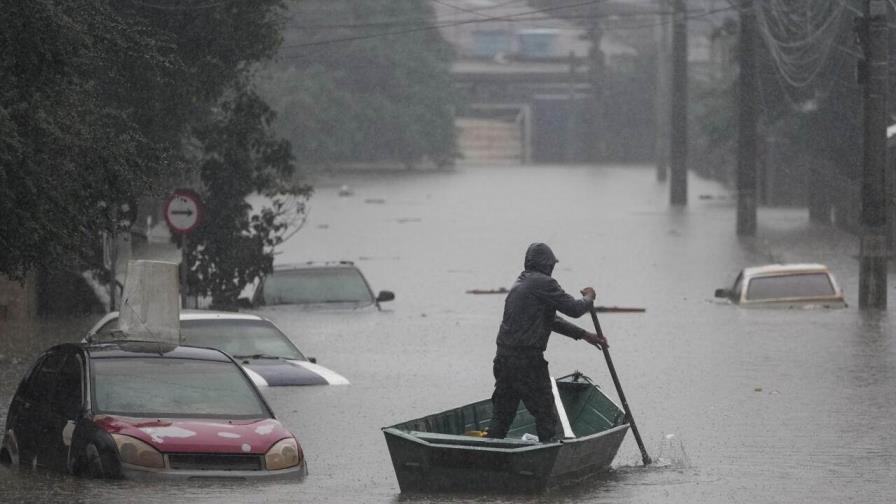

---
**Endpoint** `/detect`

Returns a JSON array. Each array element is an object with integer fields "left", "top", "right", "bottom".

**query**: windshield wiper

[{"left": 233, "top": 353, "right": 283, "bottom": 360}]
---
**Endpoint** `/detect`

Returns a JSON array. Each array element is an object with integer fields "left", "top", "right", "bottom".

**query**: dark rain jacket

[{"left": 495, "top": 243, "right": 593, "bottom": 357}]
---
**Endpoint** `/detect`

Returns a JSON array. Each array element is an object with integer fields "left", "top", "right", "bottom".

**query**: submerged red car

[{"left": 0, "top": 341, "right": 306, "bottom": 479}]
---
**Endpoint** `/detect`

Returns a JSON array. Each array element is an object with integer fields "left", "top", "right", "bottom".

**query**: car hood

[
  {"left": 241, "top": 359, "right": 350, "bottom": 386},
  {"left": 93, "top": 415, "right": 292, "bottom": 454}
]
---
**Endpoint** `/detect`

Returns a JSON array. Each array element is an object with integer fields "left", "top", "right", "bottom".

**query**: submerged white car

[
  {"left": 86, "top": 311, "right": 349, "bottom": 386},
  {"left": 714, "top": 263, "right": 847, "bottom": 309}
]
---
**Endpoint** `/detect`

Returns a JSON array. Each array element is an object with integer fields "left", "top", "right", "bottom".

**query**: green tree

[
  {"left": 259, "top": 0, "right": 459, "bottom": 167},
  {"left": 1, "top": 0, "right": 307, "bottom": 309},
  {"left": 187, "top": 86, "right": 310, "bottom": 306},
  {"left": 0, "top": 1, "right": 170, "bottom": 280},
  {"left": 118, "top": 1, "right": 310, "bottom": 306}
]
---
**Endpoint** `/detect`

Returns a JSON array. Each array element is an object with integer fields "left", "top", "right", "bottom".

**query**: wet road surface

[{"left": 1, "top": 164, "right": 894, "bottom": 503}]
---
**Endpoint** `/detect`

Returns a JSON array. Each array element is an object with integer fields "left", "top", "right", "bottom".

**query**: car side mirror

[
  {"left": 714, "top": 288, "right": 729, "bottom": 299},
  {"left": 376, "top": 290, "right": 395, "bottom": 303},
  {"left": 308, "top": 357, "right": 317, "bottom": 364}
]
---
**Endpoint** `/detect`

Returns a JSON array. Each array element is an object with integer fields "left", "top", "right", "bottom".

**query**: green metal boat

[{"left": 382, "top": 372, "right": 630, "bottom": 493}]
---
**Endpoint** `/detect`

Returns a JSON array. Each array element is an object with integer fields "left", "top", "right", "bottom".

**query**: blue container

[{"left": 518, "top": 29, "right": 559, "bottom": 58}]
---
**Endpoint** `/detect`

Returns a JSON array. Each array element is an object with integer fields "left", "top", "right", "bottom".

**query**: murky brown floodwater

[{"left": 2, "top": 164, "right": 894, "bottom": 503}]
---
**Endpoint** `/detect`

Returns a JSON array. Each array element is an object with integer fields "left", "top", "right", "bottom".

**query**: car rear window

[
  {"left": 745, "top": 273, "right": 836, "bottom": 301},
  {"left": 92, "top": 358, "right": 268, "bottom": 418},
  {"left": 260, "top": 267, "right": 373, "bottom": 305},
  {"left": 180, "top": 319, "right": 304, "bottom": 360}
]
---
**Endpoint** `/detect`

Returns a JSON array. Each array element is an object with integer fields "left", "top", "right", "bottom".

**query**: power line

[
  {"left": 432, "top": 0, "right": 507, "bottom": 20},
  {"left": 281, "top": 0, "right": 573, "bottom": 29},
  {"left": 283, "top": 2, "right": 732, "bottom": 31},
  {"left": 754, "top": 0, "right": 847, "bottom": 90},
  {"left": 279, "top": 0, "right": 613, "bottom": 52},
  {"left": 280, "top": 2, "right": 736, "bottom": 58}
]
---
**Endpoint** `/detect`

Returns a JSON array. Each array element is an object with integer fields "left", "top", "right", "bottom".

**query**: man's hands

[
  {"left": 579, "top": 287, "right": 604, "bottom": 347},
  {"left": 582, "top": 331, "right": 608, "bottom": 349},
  {"left": 580, "top": 287, "right": 596, "bottom": 302}
]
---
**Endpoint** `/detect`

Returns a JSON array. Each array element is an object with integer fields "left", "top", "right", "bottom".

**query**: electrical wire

[
  {"left": 754, "top": 0, "right": 847, "bottom": 90},
  {"left": 279, "top": 1, "right": 737, "bottom": 59},
  {"left": 432, "top": 0, "right": 507, "bottom": 20},
  {"left": 279, "top": 0, "right": 613, "bottom": 52}
]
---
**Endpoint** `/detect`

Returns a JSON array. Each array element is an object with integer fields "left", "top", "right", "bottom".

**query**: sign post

[{"left": 163, "top": 189, "right": 203, "bottom": 308}]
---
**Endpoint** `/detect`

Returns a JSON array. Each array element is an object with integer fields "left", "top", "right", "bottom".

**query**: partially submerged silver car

[
  {"left": 244, "top": 261, "right": 394, "bottom": 310},
  {"left": 714, "top": 263, "right": 847, "bottom": 309},
  {"left": 86, "top": 311, "right": 349, "bottom": 386}
]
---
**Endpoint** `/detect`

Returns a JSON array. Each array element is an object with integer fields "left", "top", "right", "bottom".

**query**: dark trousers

[{"left": 487, "top": 354, "right": 558, "bottom": 442}]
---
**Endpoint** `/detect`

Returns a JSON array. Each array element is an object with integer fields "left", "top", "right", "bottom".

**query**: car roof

[
  {"left": 98, "top": 310, "right": 265, "bottom": 323},
  {"left": 271, "top": 261, "right": 357, "bottom": 271},
  {"left": 179, "top": 310, "right": 264, "bottom": 321},
  {"left": 742, "top": 263, "right": 832, "bottom": 278},
  {"left": 84, "top": 340, "right": 234, "bottom": 362}
]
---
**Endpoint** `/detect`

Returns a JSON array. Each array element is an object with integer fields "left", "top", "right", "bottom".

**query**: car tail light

[
  {"left": 264, "top": 438, "right": 302, "bottom": 470},
  {"left": 111, "top": 434, "right": 165, "bottom": 469}
]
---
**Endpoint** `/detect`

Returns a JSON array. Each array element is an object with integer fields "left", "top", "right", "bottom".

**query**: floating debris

[
  {"left": 466, "top": 287, "right": 509, "bottom": 294},
  {"left": 594, "top": 306, "right": 646, "bottom": 313},
  {"left": 396, "top": 218, "right": 422, "bottom": 223},
  {"left": 317, "top": 224, "right": 330, "bottom": 229},
  {"left": 364, "top": 198, "right": 386, "bottom": 204}
]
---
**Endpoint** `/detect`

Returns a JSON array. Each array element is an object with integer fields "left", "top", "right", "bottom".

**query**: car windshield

[
  {"left": 260, "top": 267, "right": 373, "bottom": 305},
  {"left": 745, "top": 273, "right": 836, "bottom": 301},
  {"left": 92, "top": 358, "right": 268, "bottom": 418},
  {"left": 180, "top": 319, "right": 304, "bottom": 360}
]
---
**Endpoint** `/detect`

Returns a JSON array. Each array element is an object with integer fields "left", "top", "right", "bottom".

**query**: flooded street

[{"left": 2, "top": 164, "right": 894, "bottom": 503}]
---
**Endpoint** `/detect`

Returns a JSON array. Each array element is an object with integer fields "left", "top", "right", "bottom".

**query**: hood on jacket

[{"left": 524, "top": 243, "right": 558, "bottom": 276}]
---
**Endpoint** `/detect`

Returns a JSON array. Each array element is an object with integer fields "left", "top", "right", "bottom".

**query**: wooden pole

[
  {"left": 669, "top": 0, "right": 688, "bottom": 206},
  {"left": 180, "top": 234, "right": 188, "bottom": 309},
  {"left": 859, "top": 0, "right": 888, "bottom": 309},
  {"left": 588, "top": 309, "right": 652, "bottom": 466},
  {"left": 737, "top": 0, "right": 758, "bottom": 236},
  {"left": 655, "top": 0, "right": 670, "bottom": 182}
]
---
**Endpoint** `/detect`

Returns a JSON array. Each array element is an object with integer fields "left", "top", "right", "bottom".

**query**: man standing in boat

[{"left": 487, "top": 242, "right": 607, "bottom": 442}]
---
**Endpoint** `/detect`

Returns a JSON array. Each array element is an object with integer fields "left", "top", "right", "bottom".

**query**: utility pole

[
  {"left": 587, "top": 21, "right": 606, "bottom": 162},
  {"left": 858, "top": 0, "right": 888, "bottom": 309},
  {"left": 736, "top": 0, "right": 758, "bottom": 236},
  {"left": 669, "top": 0, "right": 688, "bottom": 205},
  {"left": 654, "top": 0, "right": 670, "bottom": 182},
  {"left": 568, "top": 51, "right": 578, "bottom": 163}
]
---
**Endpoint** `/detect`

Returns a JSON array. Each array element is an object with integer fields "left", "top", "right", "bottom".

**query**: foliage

[
  {"left": 690, "top": 12, "right": 863, "bottom": 201},
  {"left": 187, "top": 87, "right": 310, "bottom": 306},
  {"left": 0, "top": 1, "right": 169, "bottom": 279},
  {"left": 258, "top": 0, "right": 459, "bottom": 167},
  {"left": 1, "top": 0, "right": 307, "bottom": 308},
  {"left": 116, "top": 1, "right": 310, "bottom": 306},
  {"left": 691, "top": 73, "right": 737, "bottom": 183}
]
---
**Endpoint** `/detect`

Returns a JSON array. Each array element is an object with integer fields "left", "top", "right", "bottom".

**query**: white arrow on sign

[{"left": 164, "top": 190, "right": 202, "bottom": 233}]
